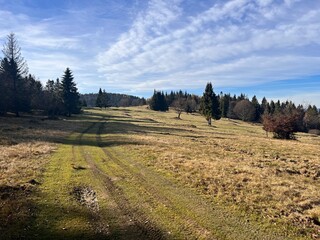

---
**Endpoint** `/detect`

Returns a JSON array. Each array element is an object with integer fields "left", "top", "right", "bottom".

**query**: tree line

[
  {"left": 81, "top": 91, "right": 146, "bottom": 108},
  {"left": 0, "top": 33, "right": 81, "bottom": 118},
  {"left": 149, "top": 83, "right": 320, "bottom": 139}
]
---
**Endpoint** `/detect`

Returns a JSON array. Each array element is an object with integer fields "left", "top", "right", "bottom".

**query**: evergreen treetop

[{"left": 61, "top": 68, "right": 80, "bottom": 116}]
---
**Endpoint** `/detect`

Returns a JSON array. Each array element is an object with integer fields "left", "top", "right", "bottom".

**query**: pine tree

[
  {"left": 261, "top": 97, "right": 269, "bottom": 115},
  {"left": 220, "top": 93, "right": 230, "bottom": 118},
  {"left": 96, "top": 88, "right": 103, "bottom": 108},
  {"left": 61, "top": 68, "right": 80, "bottom": 116},
  {"left": 1, "top": 33, "right": 29, "bottom": 116},
  {"left": 251, "top": 95, "right": 261, "bottom": 121},
  {"left": 200, "top": 82, "right": 221, "bottom": 125}
]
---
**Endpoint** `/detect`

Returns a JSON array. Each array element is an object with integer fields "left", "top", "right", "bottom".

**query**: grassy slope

[{"left": 1, "top": 108, "right": 319, "bottom": 239}]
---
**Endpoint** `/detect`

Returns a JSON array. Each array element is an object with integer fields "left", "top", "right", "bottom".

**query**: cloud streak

[
  {"left": 0, "top": 0, "right": 319, "bottom": 105},
  {"left": 97, "top": 0, "right": 320, "bottom": 98}
]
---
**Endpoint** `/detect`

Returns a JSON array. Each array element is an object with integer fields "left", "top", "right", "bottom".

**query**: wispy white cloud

[
  {"left": 0, "top": 0, "right": 319, "bottom": 105},
  {"left": 97, "top": 0, "right": 320, "bottom": 102}
]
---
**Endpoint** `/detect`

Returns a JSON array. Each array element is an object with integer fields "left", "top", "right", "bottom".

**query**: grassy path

[{"left": 29, "top": 111, "right": 308, "bottom": 239}]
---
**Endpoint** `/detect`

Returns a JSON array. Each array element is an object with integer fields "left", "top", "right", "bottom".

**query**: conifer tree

[
  {"left": 200, "top": 82, "right": 221, "bottom": 125},
  {"left": 101, "top": 90, "right": 108, "bottom": 108},
  {"left": 1, "top": 33, "right": 29, "bottom": 116},
  {"left": 251, "top": 95, "right": 261, "bottom": 121},
  {"left": 261, "top": 97, "right": 269, "bottom": 115},
  {"left": 61, "top": 68, "right": 80, "bottom": 116},
  {"left": 96, "top": 88, "right": 103, "bottom": 108}
]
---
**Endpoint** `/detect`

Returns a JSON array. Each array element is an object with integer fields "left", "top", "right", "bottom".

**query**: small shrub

[{"left": 262, "top": 113, "right": 299, "bottom": 139}]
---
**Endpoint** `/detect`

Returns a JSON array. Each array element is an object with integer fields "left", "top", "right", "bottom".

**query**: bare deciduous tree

[{"left": 233, "top": 100, "right": 256, "bottom": 122}]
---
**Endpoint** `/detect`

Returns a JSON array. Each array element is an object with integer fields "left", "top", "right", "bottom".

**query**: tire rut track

[
  {"left": 76, "top": 121, "right": 165, "bottom": 240},
  {"left": 96, "top": 120, "right": 293, "bottom": 240},
  {"left": 96, "top": 121, "right": 215, "bottom": 238}
]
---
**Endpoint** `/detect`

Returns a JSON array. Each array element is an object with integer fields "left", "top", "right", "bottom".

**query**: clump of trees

[
  {"left": 81, "top": 93, "right": 146, "bottom": 107},
  {"left": 96, "top": 88, "right": 108, "bottom": 108},
  {"left": 0, "top": 33, "right": 81, "bottom": 117},
  {"left": 148, "top": 82, "right": 319, "bottom": 140},
  {"left": 165, "top": 90, "right": 200, "bottom": 114},
  {"left": 149, "top": 90, "right": 200, "bottom": 118},
  {"left": 149, "top": 90, "right": 168, "bottom": 111}
]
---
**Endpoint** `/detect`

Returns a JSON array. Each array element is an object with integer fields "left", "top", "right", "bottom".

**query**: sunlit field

[{"left": 1, "top": 107, "right": 319, "bottom": 239}]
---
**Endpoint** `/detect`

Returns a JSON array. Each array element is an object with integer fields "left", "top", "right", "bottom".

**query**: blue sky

[{"left": 0, "top": 0, "right": 320, "bottom": 106}]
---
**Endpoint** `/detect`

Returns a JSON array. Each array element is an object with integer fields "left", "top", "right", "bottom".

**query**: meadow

[{"left": 0, "top": 107, "right": 319, "bottom": 239}]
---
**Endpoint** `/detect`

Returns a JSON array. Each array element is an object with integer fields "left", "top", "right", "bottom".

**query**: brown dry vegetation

[
  {"left": 0, "top": 115, "right": 85, "bottom": 238},
  {"left": 1, "top": 108, "right": 319, "bottom": 239},
  {"left": 104, "top": 106, "right": 320, "bottom": 238}
]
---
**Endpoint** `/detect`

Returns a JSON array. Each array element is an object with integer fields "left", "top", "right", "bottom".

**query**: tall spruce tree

[
  {"left": 200, "top": 82, "right": 221, "bottom": 125},
  {"left": 1, "top": 33, "right": 29, "bottom": 116},
  {"left": 251, "top": 95, "right": 261, "bottom": 121},
  {"left": 61, "top": 68, "right": 80, "bottom": 116},
  {"left": 96, "top": 88, "right": 103, "bottom": 108}
]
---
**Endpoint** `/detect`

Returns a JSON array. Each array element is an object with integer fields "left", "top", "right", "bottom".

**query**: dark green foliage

[
  {"left": 164, "top": 90, "right": 200, "bottom": 113},
  {"left": 0, "top": 58, "right": 10, "bottom": 114},
  {"left": 96, "top": 88, "right": 108, "bottom": 108},
  {"left": 61, "top": 68, "right": 81, "bottom": 116},
  {"left": 200, "top": 82, "right": 221, "bottom": 125},
  {"left": 0, "top": 33, "right": 29, "bottom": 116},
  {"left": 261, "top": 97, "right": 269, "bottom": 115},
  {"left": 261, "top": 100, "right": 313, "bottom": 139},
  {"left": 44, "top": 79, "right": 64, "bottom": 117},
  {"left": 149, "top": 90, "right": 168, "bottom": 111},
  {"left": 81, "top": 99, "right": 87, "bottom": 107},
  {"left": 219, "top": 93, "right": 230, "bottom": 118},
  {"left": 81, "top": 93, "right": 146, "bottom": 107},
  {"left": 96, "top": 88, "right": 103, "bottom": 107},
  {"left": 251, "top": 95, "right": 261, "bottom": 121},
  {"left": 26, "top": 74, "right": 43, "bottom": 110},
  {"left": 269, "top": 100, "right": 276, "bottom": 114}
]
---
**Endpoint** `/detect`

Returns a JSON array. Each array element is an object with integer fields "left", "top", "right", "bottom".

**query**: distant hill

[{"left": 80, "top": 93, "right": 146, "bottom": 107}]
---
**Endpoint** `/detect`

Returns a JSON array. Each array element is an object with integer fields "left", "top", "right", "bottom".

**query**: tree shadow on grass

[
  {"left": 0, "top": 182, "right": 167, "bottom": 240},
  {"left": 0, "top": 110, "right": 190, "bottom": 147}
]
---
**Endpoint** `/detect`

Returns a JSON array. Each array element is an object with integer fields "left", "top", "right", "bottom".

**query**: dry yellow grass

[
  {"left": 103, "top": 106, "right": 320, "bottom": 238},
  {"left": 0, "top": 115, "right": 84, "bottom": 186},
  {"left": 0, "top": 114, "right": 85, "bottom": 239},
  {"left": 1, "top": 108, "right": 319, "bottom": 239}
]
